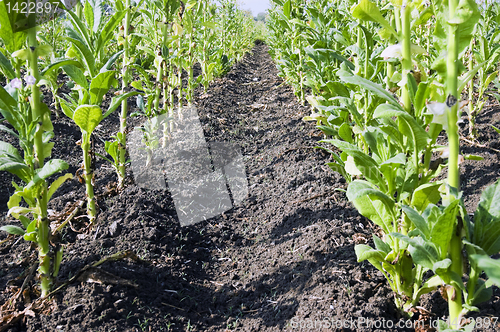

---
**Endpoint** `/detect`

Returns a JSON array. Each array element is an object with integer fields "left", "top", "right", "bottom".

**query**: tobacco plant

[
  {"left": 270, "top": 0, "right": 500, "bottom": 326},
  {"left": 0, "top": 20, "right": 71, "bottom": 296},
  {"left": 58, "top": 68, "right": 134, "bottom": 225}
]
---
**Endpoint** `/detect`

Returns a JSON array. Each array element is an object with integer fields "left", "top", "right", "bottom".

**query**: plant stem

[
  {"left": 401, "top": 3, "right": 412, "bottom": 114},
  {"left": 28, "top": 27, "right": 52, "bottom": 297},
  {"left": 445, "top": 0, "right": 463, "bottom": 325},
  {"left": 118, "top": 0, "right": 131, "bottom": 190},
  {"left": 82, "top": 136, "right": 97, "bottom": 224}
]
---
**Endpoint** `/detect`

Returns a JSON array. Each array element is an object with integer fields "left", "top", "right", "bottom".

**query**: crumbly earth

[{"left": 1, "top": 41, "right": 500, "bottom": 332}]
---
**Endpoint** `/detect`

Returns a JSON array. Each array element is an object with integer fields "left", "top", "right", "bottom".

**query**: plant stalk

[
  {"left": 28, "top": 27, "right": 52, "bottom": 297},
  {"left": 445, "top": 0, "right": 463, "bottom": 326},
  {"left": 118, "top": 0, "right": 131, "bottom": 190},
  {"left": 82, "top": 137, "right": 97, "bottom": 224},
  {"left": 401, "top": 3, "right": 412, "bottom": 115}
]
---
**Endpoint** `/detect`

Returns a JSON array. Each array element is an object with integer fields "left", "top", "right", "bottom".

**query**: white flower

[
  {"left": 345, "top": 156, "right": 362, "bottom": 176},
  {"left": 439, "top": 148, "right": 465, "bottom": 164},
  {"left": 10, "top": 78, "right": 22, "bottom": 89},
  {"left": 380, "top": 44, "right": 427, "bottom": 59},
  {"left": 24, "top": 75, "right": 36, "bottom": 86},
  {"left": 381, "top": 44, "right": 402, "bottom": 59},
  {"left": 427, "top": 102, "right": 464, "bottom": 130}
]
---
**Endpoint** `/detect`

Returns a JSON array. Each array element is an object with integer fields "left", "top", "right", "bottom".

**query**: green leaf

[
  {"left": 0, "top": 225, "right": 25, "bottom": 235},
  {"left": 391, "top": 233, "right": 438, "bottom": 270},
  {"left": 48, "top": 173, "right": 73, "bottom": 201},
  {"left": 473, "top": 178, "right": 500, "bottom": 255},
  {"left": 100, "top": 50, "right": 124, "bottom": 73},
  {"left": 25, "top": 159, "right": 69, "bottom": 192},
  {"left": 433, "top": 258, "right": 452, "bottom": 275},
  {"left": 18, "top": 215, "right": 30, "bottom": 228},
  {"left": 89, "top": 71, "right": 116, "bottom": 105},
  {"left": 411, "top": 182, "right": 443, "bottom": 212},
  {"left": 351, "top": 0, "right": 397, "bottom": 38},
  {"left": 104, "top": 91, "right": 141, "bottom": 119},
  {"left": 65, "top": 28, "right": 96, "bottom": 77},
  {"left": 430, "top": 199, "right": 460, "bottom": 259},
  {"left": 338, "top": 63, "right": 403, "bottom": 111},
  {"left": 201, "top": 21, "right": 216, "bottom": 29},
  {"left": 355, "top": 244, "right": 386, "bottom": 262},
  {"left": 96, "top": 9, "right": 126, "bottom": 57},
  {"left": 347, "top": 180, "right": 396, "bottom": 233},
  {"left": 492, "top": 125, "right": 500, "bottom": 135},
  {"left": 283, "top": 0, "right": 291, "bottom": 19},
  {"left": 472, "top": 255, "right": 500, "bottom": 288},
  {"left": 412, "top": 6, "right": 434, "bottom": 29},
  {"left": 42, "top": 59, "right": 84, "bottom": 76},
  {"left": 0, "top": 84, "right": 18, "bottom": 116},
  {"left": 23, "top": 219, "right": 37, "bottom": 242},
  {"left": 403, "top": 205, "right": 430, "bottom": 238},
  {"left": 0, "top": 50, "right": 15, "bottom": 79},
  {"left": 63, "top": 64, "right": 88, "bottom": 89},
  {"left": 321, "top": 139, "right": 385, "bottom": 188},
  {"left": 84, "top": 0, "right": 94, "bottom": 34},
  {"left": 373, "top": 234, "right": 391, "bottom": 253},
  {"left": 338, "top": 123, "right": 353, "bottom": 143},
  {"left": 374, "top": 104, "right": 429, "bottom": 152},
  {"left": 74, "top": 105, "right": 102, "bottom": 134}
]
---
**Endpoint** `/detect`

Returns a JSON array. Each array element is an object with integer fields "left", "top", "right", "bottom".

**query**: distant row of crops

[
  {"left": 267, "top": 0, "right": 500, "bottom": 329},
  {"left": 0, "top": 0, "right": 259, "bottom": 298}
]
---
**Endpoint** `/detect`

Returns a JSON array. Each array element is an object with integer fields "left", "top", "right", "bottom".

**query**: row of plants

[
  {"left": 268, "top": 0, "right": 500, "bottom": 329},
  {"left": 0, "top": 0, "right": 258, "bottom": 299}
]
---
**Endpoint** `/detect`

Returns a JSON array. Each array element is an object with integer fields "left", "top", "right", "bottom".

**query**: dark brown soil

[{"left": 1, "top": 42, "right": 500, "bottom": 332}]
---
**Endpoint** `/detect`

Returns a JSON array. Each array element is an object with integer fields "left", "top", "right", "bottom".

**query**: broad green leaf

[
  {"left": 338, "top": 63, "right": 403, "bottom": 111},
  {"left": 104, "top": 91, "right": 141, "bottom": 119},
  {"left": 431, "top": 199, "right": 460, "bottom": 259},
  {"left": 74, "top": 105, "right": 102, "bottom": 134},
  {"left": 63, "top": 64, "right": 88, "bottom": 89},
  {"left": 0, "top": 50, "right": 15, "bottom": 79},
  {"left": 48, "top": 173, "right": 73, "bottom": 201},
  {"left": 373, "top": 234, "right": 391, "bottom": 253},
  {"left": 8, "top": 206, "right": 36, "bottom": 218},
  {"left": 374, "top": 104, "right": 429, "bottom": 152},
  {"left": 23, "top": 219, "right": 37, "bottom": 242},
  {"left": 351, "top": 0, "right": 397, "bottom": 38},
  {"left": 283, "top": 0, "right": 291, "bottom": 19},
  {"left": 402, "top": 205, "right": 430, "bottom": 238},
  {"left": 355, "top": 244, "right": 386, "bottom": 262},
  {"left": 433, "top": 258, "right": 452, "bottom": 275},
  {"left": 321, "top": 139, "right": 385, "bottom": 188},
  {"left": 65, "top": 8, "right": 93, "bottom": 53},
  {"left": 338, "top": 123, "right": 353, "bottom": 143},
  {"left": 89, "top": 71, "right": 117, "bottom": 105},
  {"left": 0, "top": 84, "right": 18, "bottom": 117},
  {"left": 414, "top": 81, "right": 431, "bottom": 116},
  {"left": 391, "top": 233, "right": 438, "bottom": 270},
  {"left": 100, "top": 50, "right": 124, "bottom": 73},
  {"left": 473, "top": 178, "right": 500, "bottom": 255},
  {"left": 380, "top": 153, "right": 406, "bottom": 166},
  {"left": 411, "top": 182, "right": 443, "bottom": 212},
  {"left": 471, "top": 255, "right": 500, "bottom": 288},
  {"left": 96, "top": 9, "right": 126, "bottom": 56},
  {"left": 201, "top": 21, "right": 216, "bottom": 29},
  {"left": 42, "top": 59, "right": 84, "bottom": 76},
  {"left": 66, "top": 28, "right": 96, "bottom": 76},
  {"left": 19, "top": 215, "right": 30, "bottom": 229},
  {"left": 25, "top": 159, "right": 69, "bottom": 192},
  {"left": 0, "top": 141, "right": 23, "bottom": 161},
  {"left": 347, "top": 180, "right": 396, "bottom": 233},
  {"left": 412, "top": 6, "right": 434, "bottom": 29},
  {"left": 0, "top": 225, "right": 25, "bottom": 235}
]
